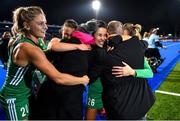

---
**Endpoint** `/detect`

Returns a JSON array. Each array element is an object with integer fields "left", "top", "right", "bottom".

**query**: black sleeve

[
  {"left": 95, "top": 47, "right": 115, "bottom": 66},
  {"left": 139, "top": 40, "right": 148, "bottom": 49},
  {"left": 44, "top": 50, "right": 58, "bottom": 62},
  {"left": 88, "top": 63, "right": 104, "bottom": 84},
  {"left": 88, "top": 47, "right": 110, "bottom": 84}
]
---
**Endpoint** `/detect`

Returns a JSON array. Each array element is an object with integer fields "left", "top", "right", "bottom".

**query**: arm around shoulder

[
  {"left": 135, "top": 58, "right": 153, "bottom": 78},
  {"left": 25, "top": 45, "right": 89, "bottom": 85}
]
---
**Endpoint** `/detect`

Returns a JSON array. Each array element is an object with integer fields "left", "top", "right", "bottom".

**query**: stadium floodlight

[
  {"left": 92, "top": 0, "right": 101, "bottom": 18},
  {"left": 92, "top": 0, "right": 101, "bottom": 11}
]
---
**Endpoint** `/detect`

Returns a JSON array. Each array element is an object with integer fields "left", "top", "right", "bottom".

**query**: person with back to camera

[
  {"left": 35, "top": 19, "right": 92, "bottom": 120},
  {"left": 88, "top": 21, "right": 155, "bottom": 120},
  {"left": 85, "top": 20, "right": 152, "bottom": 120},
  {"left": 74, "top": 20, "right": 153, "bottom": 120}
]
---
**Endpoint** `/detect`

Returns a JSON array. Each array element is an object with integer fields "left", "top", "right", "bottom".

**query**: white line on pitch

[{"left": 156, "top": 90, "right": 180, "bottom": 97}]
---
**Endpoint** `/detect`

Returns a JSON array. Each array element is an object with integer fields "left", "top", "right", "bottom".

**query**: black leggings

[{"left": 145, "top": 48, "right": 161, "bottom": 59}]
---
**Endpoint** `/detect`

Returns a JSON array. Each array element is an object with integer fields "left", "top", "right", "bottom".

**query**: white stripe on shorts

[{"left": 7, "top": 98, "right": 18, "bottom": 121}]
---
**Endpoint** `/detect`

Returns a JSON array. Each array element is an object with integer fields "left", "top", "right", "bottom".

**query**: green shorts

[
  {"left": 0, "top": 97, "right": 29, "bottom": 120},
  {"left": 87, "top": 78, "right": 103, "bottom": 109}
]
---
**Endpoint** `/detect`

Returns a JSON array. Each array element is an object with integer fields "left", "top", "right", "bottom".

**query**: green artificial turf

[{"left": 147, "top": 62, "right": 180, "bottom": 120}]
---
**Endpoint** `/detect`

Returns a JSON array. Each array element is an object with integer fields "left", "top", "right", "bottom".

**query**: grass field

[{"left": 147, "top": 62, "right": 180, "bottom": 120}]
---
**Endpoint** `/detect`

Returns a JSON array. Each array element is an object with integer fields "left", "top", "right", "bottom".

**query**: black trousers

[
  {"left": 102, "top": 79, "right": 155, "bottom": 120},
  {"left": 33, "top": 80, "right": 84, "bottom": 120}
]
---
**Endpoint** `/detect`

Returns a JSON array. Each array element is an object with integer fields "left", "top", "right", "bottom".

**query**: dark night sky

[{"left": 0, "top": 0, "right": 180, "bottom": 36}]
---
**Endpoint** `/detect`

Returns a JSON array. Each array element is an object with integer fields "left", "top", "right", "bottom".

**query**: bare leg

[{"left": 86, "top": 108, "right": 98, "bottom": 120}]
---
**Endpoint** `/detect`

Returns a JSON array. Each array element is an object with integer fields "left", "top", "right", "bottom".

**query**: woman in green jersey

[{"left": 0, "top": 6, "right": 89, "bottom": 120}]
